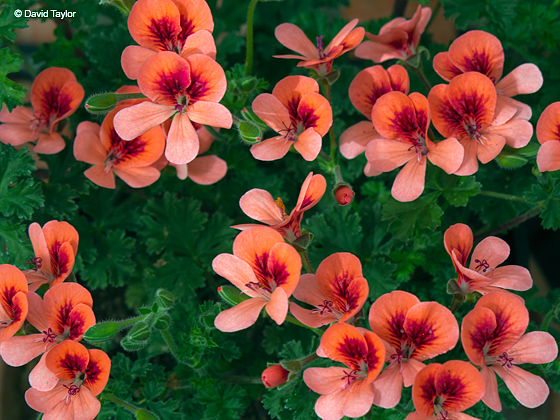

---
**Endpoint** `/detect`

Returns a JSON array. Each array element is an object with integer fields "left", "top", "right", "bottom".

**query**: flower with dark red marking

[
  {"left": 303, "top": 323, "right": 385, "bottom": 420},
  {"left": 121, "top": 0, "right": 216, "bottom": 80},
  {"left": 232, "top": 172, "right": 326, "bottom": 241},
  {"left": 213, "top": 227, "right": 301, "bottom": 332},
  {"left": 262, "top": 364, "right": 290, "bottom": 388},
  {"left": 114, "top": 51, "right": 232, "bottom": 165},
  {"left": 428, "top": 72, "right": 533, "bottom": 176},
  {"left": 365, "top": 91, "right": 464, "bottom": 202},
  {"left": 250, "top": 76, "right": 332, "bottom": 161},
  {"left": 536, "top": 102, "right": 560, "bottom": 172},
  {"left": 0, "top": 283, "right": 95, "bottom": 392},
  {"left": 340, "top": 64, "right": 409, "bottom": 176},
  {"left": 405, "top": 360, "right": 485, "bottom": 420},
  {"left": 290, "top": 253, "right": 368, "bottom": 328},
  {"left": 25, "top": 220, "right": 79, "bottom": 292},
  {"left": 368, "top": 291, "right": 458, "bottom": 409},
  {"left": 274, "top": 19, "right": 364, "bottom": 76},
  {"left": 0, "top": 67, "right": 84, "bottom": 154},
  {"left": 461, "top": 292, "right": 558, "bottom": 411},
  {"left": 355, "top": 5, "right": 431, "bottom": 63},
  {"left": 444, "top": 223, "right": 533, "bottom": 295},
  {"left": 25, "top": 340, "right": 110, "bottom": 420},
  {"left": 0, "top": 265, "right": 28, "bottom": 342},
  {"left": 433, "top": 30, "right": 542, "bottom": 120}
]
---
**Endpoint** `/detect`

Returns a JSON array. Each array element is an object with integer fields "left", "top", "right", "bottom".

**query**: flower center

[
  {"left": 474, "top": 258, "right": 493, "bottom": 275},
  {"left": 313, "top": 300, "right": 334, "bottom": 315},
  {"left": 408, "top": 132, "right": 429, "bottom": 163},
  {"left": 42, "top": 327, "right": 58, "bottom": 343},
  {"left": 244, "top": 281, "right": 272, "bottom": 300},
  {"left": 462, "top": 116, "right": 483, "bottom": 141},
  {"left": 433, "top": 396, "right": 450, "bottom": 420}
]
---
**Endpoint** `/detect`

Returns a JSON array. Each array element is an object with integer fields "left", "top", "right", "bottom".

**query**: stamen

[
  {"left": 498, "top": 351, "right": 514, "bottom": 369},
  {"left": 274, "top": 197, "right": 288, "bottom": 219},
  {"left": 316, "top": 35, "right": 325, "bottom": 58},
  {"left": 63, "top": 384, "right": 81, "bottom": 396},
  {"left": 26, "top": 257, "right": 43, "bottom": 271},
  {"left": 313, "top": 300, "right": 334, "bottom": 315},
  {"left": 277, "top": 121, "right": 297, "bottom": 142},
  {"left": 340, "top": 368, "right": 358, "bottom": 389},
  {"left": 42, "top": 327, "right": 57, "bottom": 343},
  {"left": 474, "top": 258, "right": 493, "bottom": 275}
]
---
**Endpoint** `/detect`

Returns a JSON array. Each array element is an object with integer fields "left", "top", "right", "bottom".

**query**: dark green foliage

[{"left": 0, "top": 48, "right": 26, "bottom": 112}]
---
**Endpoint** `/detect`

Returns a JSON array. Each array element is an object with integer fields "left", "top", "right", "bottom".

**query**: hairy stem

[
  {"left": 474, "top": 206, "right": 542, "bottom": 241},
  {"left": 160, "top": 329, "right": 184, "bottom": 364},
  {"left": 104, "top": 393, "right": 139, "bottom": 414},
  {"left": 245, "top": 0, "right": 260, "bottom": 76},
  {"left": 319, "top": 80, "right": 338, "bottom": 162},
  {"left": 479, "top": 190, "right": 527, "bottom": 203}
]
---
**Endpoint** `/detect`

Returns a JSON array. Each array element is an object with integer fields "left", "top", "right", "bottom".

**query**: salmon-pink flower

[
  {"left": 25, "top": 220, "right": 79, "bottom": 292},
  {"left": 0, "top": 67, "right": 84, "bottom": 154},
  {"left": 231, "top": 172, "right": 326, "bottom": 241},
  {"left": 355, "top": 5, "right": 431, "bottom": 63},
  {"left": 0, "top": 264, "right": 28, "bottom": 342},
  {"left": 461, "top": 291, "right": 558, "bottom": 411},
  {"left": 0, "top": 283, "right": 95, "bottom": 392},
  {"left": 334, "top": 185, "right": 354, "bottom": 206},
  {"left": 274, "top": 19, "right": 364, "bottom": 76},
  {"left": 74, "top": 105, "right": 165, "bottom": 189},
  {"left": 290, "top": 252, "right": 368, "bottom": 328},
  {"left": 262, "top": 364, "right": 290, "bottom": 388},
  {"left": 303, "top": 323, "right": 385, "bottom": 420},
  {"left": 405, "top": 360, "right": 485, "bottom": 420},
  {"left": 444, "top": 223, "right": 532, "bottom": 295},
  {"left": 25, "top": 340, "right": 110, "bottom": 420},
  {"left": 429, "top": 72, "right": 533, "bottom": 176},
  {"left": 213, "top": 227, "right": 301, "bottom": 332},
  {"left": 365, "top": 91, "right": 464, "bottom": 202},
  {"left": 433, "top": 30, "right": 542, "bottom": 120},
  {"left": 250, "top": 76, "right": 332, "bottom": 161},
  {"left": 340, "top": 64, "right": 409, "bottom": 176},
  {"left": 121, "top": 0, "right": 216, "bottom": 80},
  {"left": 114, "top": 51, "right": 232, "bottom": 165},
  {"left": 536, "top": 102, "right": 560, "bottom": 172},
  {"left": 369, "top": 291, "right": 458, "bottom": 408}
]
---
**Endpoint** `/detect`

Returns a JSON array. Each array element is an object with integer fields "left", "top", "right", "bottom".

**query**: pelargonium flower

[
  {"left": 303, "top": 323, "right": 385, "bottom": 420},
  {"left": 290, "top": 252, "right": 368, "bottom": 328},
  {"left": 121, "top": 0, "right": 216, "bottom": 79},
  {"left": 74, "top": 106, "right": 165, "bottom": 189},
  {"left": 405, "top": 360, "right": 485, "bottom": 420},
  {"left": 369, "top": 291, "right": 458, "bottom": 408},
  {"left": 0, "top": 264, "right": 28, "bottom": 342},
  {"left": 355, "top": 5, "right": 431, "bottom": 63},
  {"left": 25, "top": 220, "right": 79, "bottom": 292},
  {"left": 0, "top": 67, "right": 84, "bottom": 154},
  {"left": 0, "top": 283, "right": 95, "bottom": 392},
  {"left": 25, "top": 340, "right": 111, "bottom": 420},
  {"left": 232, "top": 172, "right": 326, "bottom": 241},
  {"left": 444, "top": 223, "right": 532, "bottom": 295},
  {"left": 339, "top": 64, "right": 409, "bottom": 176},
  {"left": 274, "top": 19, "right": 364, "bottom": 76},
  {"left": 250, "top": 76, "right": 332, "bottom": 161},
  {"left": 213, "top": 227, "right": 301, "bottom": 332},
  {"left": 262, "top": 364, "right": 290, "bottom": 388},
  {"left": 365, "top": 91, "right": 464, "bottom": 202},
  {"left": 429, "top": 72, "right": 533, "bottom": 176},
  {"left": 536, "top": 101, "right": 560, "bottom": 172},
  {"left": 114, "top": 51, "right": 232, "bottom": 165},
  {"left": 461, "top": 291, "right": 558, "bottom": 411},
  {"left": 433, "top": 30, "right": 542, "bottom": 120}
]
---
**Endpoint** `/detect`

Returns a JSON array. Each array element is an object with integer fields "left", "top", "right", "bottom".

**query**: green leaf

[
  {"left": 0, "top": 5, "right": 28, "bottom": 42},
  {"left": 441, "top": 176, "right": 481, "bottom": 207},
  {"left": 0, "top": 48, "right": 26, "bottom": 112},
  {"left": 524, "top": 182, "right": 560, "bottom": 230},
  {"left": 0, "top": 218, "right": 31, "bottom": 265}
]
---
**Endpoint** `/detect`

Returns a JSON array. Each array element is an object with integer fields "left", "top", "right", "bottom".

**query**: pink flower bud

[
  {"left": 262, "top": 364, "right": 289, "bottom": 388},
  {"left": 334, "top": 186, "right": 354, "bottom": 206}
]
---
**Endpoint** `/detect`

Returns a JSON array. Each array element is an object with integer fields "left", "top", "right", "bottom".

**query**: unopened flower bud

[
  {"left": 155, "top": 289, "right": 175, "bottom": 310},
  {"left": 120, "top": 337, "right": 149, "bottom": 352},
  {"left": 127, "top": 321, "right": 151, "bottom": 342},
  {"left": 83, "top": 321, "right": 118, "bottom": 344},
  {"left": 136, "top": 409, "right": 161, "bottom": 420},
  {"left": 154, "top": 314, "right": 170, "bottom": 330},
  {"left": 262, "top": 364, "right": 290, "bottom": 388},
  {"left": 334, "top": 185, "right": 354, "bottom": 206},
  {"left": 238, "top": 121, "right": 262, "bottom": 145},
  {"left": 218, "top": 285, "right": 250, "bottom": 307}
]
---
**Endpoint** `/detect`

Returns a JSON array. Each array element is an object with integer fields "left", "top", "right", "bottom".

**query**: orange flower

[
  {"left": 333, "top": 185, "right": 353, "bottom": 206},
  {"left": 429, "top": 72, "right": 533, "bottom": 176},
  {"left": 355, "top": 5, "right": 431, "bottom": 63},
  {"left": 231, "top": 172, "right": 326, "bottom": 241},
  {"left": 444, "top": 223, "right": 532, "bottom": 295},
  {"left": 290, "top": 252, "right": 368, "bottom": 328},
  {"left": 25, "top": 220, "right": 79, "bottom": 292},
  {"left": 365, "top": 91, "right": 464, "bottom": 202},
  {"left": 250, "top": 76, "right": 332, "bottom": 161},
  {"left": 114, "top": 52, "right": 232, "bottom": 165},
  {"left": 122, "top": 0, "right": 216, "bottom": 79},
  {"left": 461, "top": 292, "right": 558, "bottom": 411},
  {"left": 303, "top": 323, "right": 385, "bottom": 420},
  {"left": 0, "top": 283, "right": 95, "bottom": 392},
  {"left": 0, "top": 67, "right": 84, "bottom": 154},
  {"left": 0, "top": 264, "right": 28, "bottom": 342},
  {"left": 405, "top": 360, "right": 485, "bottom": 420},
  {"left": 536, "top": 102, "right": 560, "bottom": 172},
  {"left": 369, "top": 291, "right": 458, "bottom": 409},
  {"left": 25, "top": 340, "right": 110, "bottom": 420},
  {"left": 433, "top": 30, "right": 542, "bottom": 120},
  {"left": 274, "top": 19, "right": 364, "bottom": 76},
  {"left": 262, "top": 364, "right": 290, "bottom": 388},
  {"left": 340, "top": 64, "right": 409, "bottom": 177},
  {"left": 213, "top": 227, "right": 301, "bottom": 332}
]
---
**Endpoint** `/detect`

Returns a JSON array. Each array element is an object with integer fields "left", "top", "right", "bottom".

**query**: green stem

[
  {"left": 319, "top": 80, "right": 338, "bottom": 162},
  {"left": 542, "top": 310, "right": 555, "bottom": 332},
  {"left": 115, "top": 314, "right": 148, "bottom": 330},
  {"left": 474, "top": 205, "right": 542, "bottom": 240},
  {"left": 284, "top": 314, "right": 324, "bottom": 336},
  {"left": 245, "top": 0, "right": 260, "bottom": 76},
  {"left": 479, "top": 190, "right": 527, "bottom": 203},
  {"left": 298, "top": 248, "right": 314, "bottom": 274},
  {"left": 104, "top": 393, "right": 139, "bottom": 415},
  {"left": 449, "top": 295, "right": 464, "bottom": 314},
  {"left": 406, "top": 61, "right": 432, "bottom": 92},
  {"left": 160, "top": 329, "right": 184, "bottom": 364},
  {"left": 204, "top": 125, "right": 230, "bottom": 142}
]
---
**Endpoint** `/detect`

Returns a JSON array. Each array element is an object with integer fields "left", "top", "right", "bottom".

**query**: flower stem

[
  {"left": 449, "top": 295, "right": 464, "bottom": 314},
  {"left": 114, "top": 314, "right": 148, "bottom": 330},
  {"left": 405, "top": 60, "right": 432, "bottom": 92},
  {"left": 284, "top": 314, "right": 324, "bottom": 336},
  {"left": 542, "top": 309, "right": 555, "bottom": 332},
  {"left": 319, "top": 80, "right": 338, "bottom": 162},
  {"left": 245, "top": 0, "right": 260, "bottom": 77},
  {"left": 474, "top": 205, "right": 542, "bottom": 240},
  {"left": 298, "top": 248, "right": 314, "bottom": 274},
  {"left": 104, "top": 393, "right": 139, "bottom": 415},
  {"left": 479, "top": 190, "right": 527, "bottom": 203},
  {"left": 160, "top": 329, "right": 185, "bottom": 364}
]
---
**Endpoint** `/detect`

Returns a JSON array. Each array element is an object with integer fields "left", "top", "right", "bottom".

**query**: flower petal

[
  {"left": 372, "top": 364, "right": 403, "bottom": 408},
  {"left": 494, "top": 365, "right": 550, "bottom": 408},
  {"left": 186, "top": 155, "right": 226, "bottom": 185},
  {"left": 391, "top": 157, "right": 426, "bottom": 202},
  {"left": 274, "top": 23, "right": 318, "bottom": 60},
  {"left": 238, "top": 189, "right": 284, "bottom": 226},
  {"left": 488, "top": 119, "right": 532, "bottom": 149},
  {"left": 114, "top": 102, "right": 174, "bottom": 141},
  {"left": 165, "top": 112, "right": 199, "bottom": 164},
  {"left": 294, "top": 127, "right": 322, "bottom": 161},
  {"left": 339, "top": 121, "right": 380, "bottom": 159},
  {"left": 495, "top": 63, "right": 543, "bottom": 96},
  {"left": 508, "top": 331, "right": 558, "bottom": 365},
  {"left": 267, "top": 242, "right": 302, "bottom": 297},
  {"left": 349, "top": 66, "right": 392, "bottom": 119},
  {"left": 480, "top": 365, "right": 501, "bottom": 412},
  {"left": 365, "top": 138, "right": 415, "bottom": 172},
  {"left": 537, "top": 139, "right": 560, "bottom": 172},
  {"left": 187, "top": 101, "right": 232, "bottom": 128},
  {"left": 427, "top": 137, "right": 464, "bottom": 174},
  {"left": 214, "top": 297, "right": 267, "bottom": 332},
  {"left": 252, "top": 93, "right": 291, "bottom": 134},
  {"left": 265, "top": 287, "right": 288, "bottom": 325},
  {"left": 434, "top": 360, "right": 485, "bottom": 413},
  {"left": 461, "top": 306, "right": 497, "bottom": 366},
  {"left": 120, "top": 45, "right": 157, "bottom": 80},
  {"left": 84, "top": 166, "right": 116, "bottom": 189},
  {"left": 212, "top": 253, "right": 259, "bottom": 297},
  {"left": 250, "top": 136, "right": 291, "bottom": 161}
]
